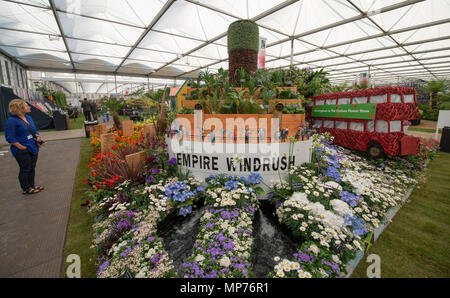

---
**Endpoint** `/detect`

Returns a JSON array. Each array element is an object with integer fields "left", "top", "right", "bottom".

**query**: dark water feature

[
  {"left": 157, "top": 205, "right": 206, "bottom": 277},
  {"left": 158, "top": 200, "right": 299, "bottom": 278},
  {"left": 251, "top": 201, "right": 299, "bottom": 277}
]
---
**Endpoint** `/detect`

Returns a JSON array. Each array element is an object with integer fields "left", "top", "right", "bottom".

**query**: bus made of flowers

[{"left": 306, "top": 86, "right": 421, "bottom": 158}]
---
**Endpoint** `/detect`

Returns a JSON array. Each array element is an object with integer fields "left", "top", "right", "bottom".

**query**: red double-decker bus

[{"left": 307, "top": 86, "right": 421, "bottom": 158}]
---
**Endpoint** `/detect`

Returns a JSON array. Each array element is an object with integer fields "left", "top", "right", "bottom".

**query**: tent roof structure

[{"left": 1, "top": 0, "right": 449, "bottom": 88}]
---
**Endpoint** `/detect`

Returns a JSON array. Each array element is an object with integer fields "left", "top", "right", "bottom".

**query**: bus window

[
  {"left": 316, "top": 99, "right": 325, "bottom": 105},
  {"left": 376, "top": 120, "right": 388, "bottom": 133},
  {"left": 325, "top": 99, "right": 336, "bottom": 105},
  {"left": 390, "top": 121, "right": 401, "bottom": 132},
  {"left": 369, "top": 94, "right": 387, "bottom": 103},
  {"left": 404, "top": 94, "right": 414, "bottom": 103},
  {"left": 336, "top": 121, "right": 347, "bottom": 129},
  {"left": 337, "top": 98, "right": 350, "bottom": 104},
  {"left": 313, "top": 120, "right": 322, "bottom": 128},
  {"left": 367, "top": 120, "right": 375, "bottom": 132},
  {"left": 324, "top": 120, "right": 334, "bottom": 128},
  {"left": 352, "top": 97, "right": 367, "bottom": 104},
  {"left": 349, "top": 122, "right": 364, "bottom": 132},
  {"left": 391, "top": 94, "right": 402, "bottom": 103}
]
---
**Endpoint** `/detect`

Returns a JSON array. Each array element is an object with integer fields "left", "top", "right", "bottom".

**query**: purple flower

[
  {"left": 168, "top": 158, "right": 177, "bottom": 166},
  {"left": 97, "top": 260, "right": 109, "bottom": 275},
  {"left": 152, "top": 169, "right": 161, "bottom": 174},
  {"left": 147, "top": 175, "right": 153, "bottom": 183}
]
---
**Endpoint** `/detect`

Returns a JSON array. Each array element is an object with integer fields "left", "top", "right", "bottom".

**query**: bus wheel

[{"left": 367, "top": 142, "right": 385, "bottom": 159}]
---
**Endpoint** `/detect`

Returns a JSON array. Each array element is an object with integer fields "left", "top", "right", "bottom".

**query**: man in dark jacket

[
  {"left": 81, "top": 98, "right": 92, "bottom": 122},
  {"left": 90, "top": 100, "right": 98, "bottom": 120}
]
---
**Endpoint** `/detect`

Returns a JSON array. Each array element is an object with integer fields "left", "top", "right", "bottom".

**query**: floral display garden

[
  {"left": 82, "top": 122, "right": 439, "bottom": 278},
  {"left": 71, "top": 18, "right": 443, "bottom": 280}
]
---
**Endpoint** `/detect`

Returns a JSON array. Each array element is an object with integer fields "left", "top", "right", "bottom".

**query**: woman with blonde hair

[{"left": 4, "top": 99, "right": 44, "bottom": 194}]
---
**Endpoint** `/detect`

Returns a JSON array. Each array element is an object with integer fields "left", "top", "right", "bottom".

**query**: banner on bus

[{"left": 311, "top": 103, "right": 377, "bottom": 119}]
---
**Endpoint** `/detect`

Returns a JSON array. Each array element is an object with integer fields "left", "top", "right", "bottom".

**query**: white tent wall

[{"left": 0, "top": 51, "right": 32, "bottom": 101}]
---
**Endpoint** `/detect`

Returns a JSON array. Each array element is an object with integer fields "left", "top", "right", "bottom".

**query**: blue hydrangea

[
  {"left": 193, "top": 186, "right": 205, "bottom": 195},
  {"left": 248, "top": 173, "right": 263, "bottom": 185},
  {"left": 344, "top": 215, "right": 368, "bottom": 236},
  {"left": 238, "top": 176, "right": 249, "bottom": 185},
  {"left": 326, "top": 166, "right": 341, "bottom": 182},
  {"left": 224, "top": 180, "right": 238, "bottom": 190},
  {"left": 327, "top": 157, "right": 341, "bottom": 169},
  {"left": 165, "top": 181, "right": 194, "bottom": 202},
  {"left": 339, "top": 191, "right": 360, "bottom": 207},
  {"left": 179, "top": 205, "right": 192, "bottom": 217}
]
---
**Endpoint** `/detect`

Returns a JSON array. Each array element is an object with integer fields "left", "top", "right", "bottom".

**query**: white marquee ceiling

[{"left": 1, "top": 0, "right": 449, "bottom": 88}]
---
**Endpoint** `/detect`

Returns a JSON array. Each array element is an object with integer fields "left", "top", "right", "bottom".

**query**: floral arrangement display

[
  {"left": 182, "top": 174, "right": 263, "bottom": 278},
  {"left": 267, "top": 132, "right": 439, "bottom": 277},
  {"left": 85, "top": 122, "right": 208, "bottom": 278},
  {"left": 90, "top": 123, "right": 145, "bottom": 150},
  {"left": 89, "top": 175, "right": 205, "bottom": 277},
  {"left": 269, "top": 241, "right": 344, "bottom": 278},
  {"left": 82, "top": 114, "right": 439, "bottom": 278}
]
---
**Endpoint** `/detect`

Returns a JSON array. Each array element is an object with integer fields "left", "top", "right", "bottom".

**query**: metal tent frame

[{"left": 0, "top": 0, "right": 449, "bottom": 93}]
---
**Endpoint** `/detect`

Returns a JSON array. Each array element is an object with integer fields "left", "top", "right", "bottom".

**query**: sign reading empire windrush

[
  {"left": 312, "top": 103, "right": 377, "bottom": 119},
  {"left": 166, "top": 138, "right": 312, "bottom": 185}
]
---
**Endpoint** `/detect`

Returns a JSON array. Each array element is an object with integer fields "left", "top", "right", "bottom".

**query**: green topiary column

[{"left": 227, "top": 20, "right": 259, "bottom": 86}]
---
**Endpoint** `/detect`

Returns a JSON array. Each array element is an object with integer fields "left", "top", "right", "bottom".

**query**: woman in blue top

[{"left": 4, "top": 99, "right": 44, "bottom": 194}]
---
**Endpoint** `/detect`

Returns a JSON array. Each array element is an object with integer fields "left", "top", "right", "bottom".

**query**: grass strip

[
  {"left": 408, "top": 127, "right": 442, "bottom": 133},
  {"left": 352, "top": 152, "right": 450, "bottom": 278},
  {"left": 61, "top": 137, "right": 97, "bottom": 278}
]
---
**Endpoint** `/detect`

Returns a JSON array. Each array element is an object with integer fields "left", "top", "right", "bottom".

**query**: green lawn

[
  {"left": 408, "top": 127, "right": 442, "bottom": 133},
  {"left": 352, "top": 152, "right": 450, "bottom": 278},
  {"left": 61, "top": 137, "right": 97, "bottom": 278}
]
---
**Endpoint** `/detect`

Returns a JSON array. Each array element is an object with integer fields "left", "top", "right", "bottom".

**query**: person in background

[
  {"left": 81, "top": 98, "right": 92, "bottom": 122},
  {"left": 4, "top": 99, "right": 44, "bottom": 194},
  {"left": 90, "top": 99, "right": 98, "bottom": 121}
]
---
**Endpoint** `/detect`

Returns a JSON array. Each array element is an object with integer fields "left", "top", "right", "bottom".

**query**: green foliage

[
  {"left": 279, "top": 88, "right": 299, "bottom": 99},
  {"left": 54, "top": 90, "right": 67, "bottom": 109},
  {"left": 103, "top": 97, "right": 125, "bottom": 114},
  {"left": 418, "top": 104, "right": 439, "bottom": 121},
  {"left": 424, "top": 79, "right": 449, "bottom": 109},
  {"left": 227, "top": 20, "right": 259, "bottom": 53},
  {"left": 206, "top": 89, "right": 221, "bottom": 114},
  {"left": 178, "top": 106, "right": 194, "bottom": 114},
  {"left": 294, "top": 68, "right": 330, "bottom": 99},
  {"left": 167, "top": 110, "right": 177, "bottom": 126},
  {"left": 424, "top": 79, "right": 448, "bottom": 95},
  {"left": 436, "top": 92, "right": 450, "bottom": 110},
  {"left": 126, "top": 97, "right": 156, "bottom": 109},
  {"left": 220, "top": 89, "right": 261, "bottom": 114},
  {"left": 190, "top": 89, "right": 199, "bottom": 100},
  {"left": 329, "top": 83, "right": 351, "bottom": 93},
  {"left": 259, "top": 88, "right": 276, "bottom": 106},
  {"left": 129, "top": 87, "right": 146, "bottom": 97},
  {"left": 282, "top": 103, "right": 305, "bottom": 114},
  {"left": 145, "top": 88, "right": 169, "bottom": 103}
]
